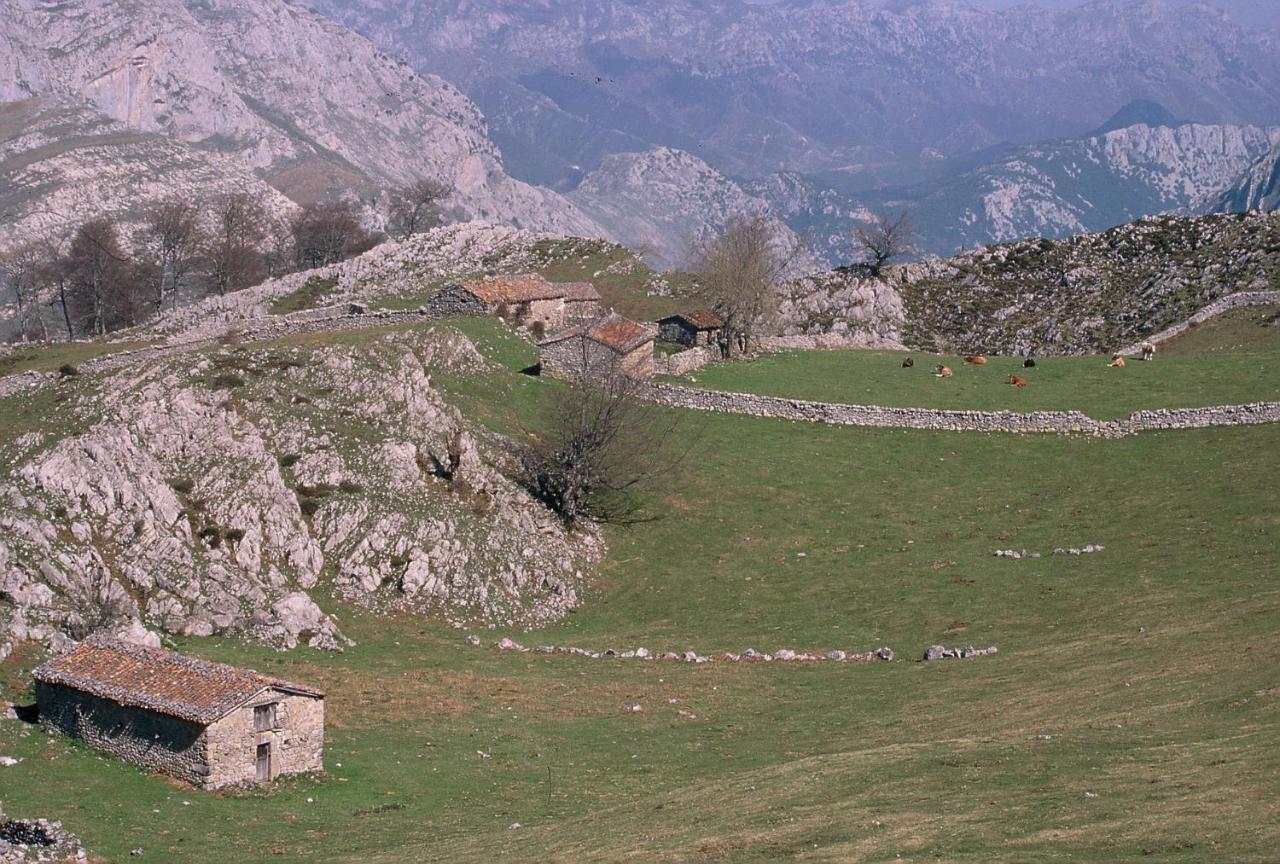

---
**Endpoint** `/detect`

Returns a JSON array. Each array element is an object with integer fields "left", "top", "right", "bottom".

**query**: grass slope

[
  {"left": 676, "top": 312, "right": 1279, "bottom": 419},
  {"left": 1, "top": 321, "right": 1277, "bottom": 862}
]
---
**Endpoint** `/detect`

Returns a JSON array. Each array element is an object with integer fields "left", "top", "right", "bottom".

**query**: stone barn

[
  {"left": 33, "top": 637, "right": 324, "bottom": 789},
  {"left": 658, "top": 311, "right": 723, "bottom": 347},
  {"left": 538, "top": 313, "right": 656, "bottom": 380},
  {"left": 428, "top": 274, "right": 596, "bottom": 332}
]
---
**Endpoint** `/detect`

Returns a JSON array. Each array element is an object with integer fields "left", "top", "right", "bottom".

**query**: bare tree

[
  {"left": 291, "top": 200, "right": 375, "bottom": 270},
  {"left": 141, "top": 198, "right": 201, "bottom": 312},
  {"left": 0, "top": 241, "right": 50, "bottom": 340},
  {"left": 516, "top": 350, "right": 680, "bottom": 529},
  {"left": 853, "top": 209, "right": 915, "bottom": 276},
  {"left": 693, "top": 215, "right": 790, "bottom": 357},
  {"left": 64, "top": 218, "right": 140, "bottom": 335},
  {"left": 207, "top": 193, "right": 266, "bottom": 296},
  {"left": 387, "top": 178, "right": 450, "bottom": 238}
]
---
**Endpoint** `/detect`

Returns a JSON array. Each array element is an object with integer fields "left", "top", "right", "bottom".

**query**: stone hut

[
  {"left": 428, "top": 274, "right": 601, "bottom": 332},
  {"left": 657, "top": 311, "right": 723, "bottom": 347},
  {"left": 33, "top": 637, "right": 324, "bottom": 789},
  {"left": 538, "top": 313, "right": 656, "bottom": 380}
]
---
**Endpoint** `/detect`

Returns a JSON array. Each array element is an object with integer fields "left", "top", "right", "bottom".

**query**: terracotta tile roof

[
  {"left": 33, "top": 637, "right": 323, "bottom": 725},
  {"left": 540, "top": 313, "right": 655, "bottom": 354},
  {"left": 556, "top": 282, "right": 602, "bottom": 302},
  {"left": 659, "top": 310, "right": 723, "bottom": 330},
  {"left": 460, "top": 274, "right": 562, "bottom": 303}
]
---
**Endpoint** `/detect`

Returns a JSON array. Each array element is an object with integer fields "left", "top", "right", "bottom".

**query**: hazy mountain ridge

[
  {"left": 0, "top": 0, "right": 605, "bottom": 245},
  {"left": 1207, "top": 140, "right": 1280, "bottom": 213}
]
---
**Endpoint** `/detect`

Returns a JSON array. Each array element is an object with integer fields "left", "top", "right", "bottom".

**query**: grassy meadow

[{"left": 1, "top": 316, "right": 1278, "bottom": 862}]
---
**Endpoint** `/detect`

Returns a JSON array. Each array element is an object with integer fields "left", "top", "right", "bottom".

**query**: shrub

[
  {"left": 278, "top": 454, "right": 300, "bottom": 468},
  {"left": 211, "top": 372, "right": 246, "bottom": 389},
  {"left": 169, "top": 478, "right": 195, "bottom": 495},
  {"left": 298, "top": 496, "right": 322, "bottom": 518},
  {"left": 58, "top": 364, "right": 79, "bottom": 378},
  {"left": 338, "top": 479, "right": 364, "bottom": 494}
]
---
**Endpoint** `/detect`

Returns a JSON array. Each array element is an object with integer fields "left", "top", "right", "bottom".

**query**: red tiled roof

[
  {"left": 33, "top": 637, "right": 323, "bottom": 725},
  {"left": 540, "top": 313, "right": 655, "bottom": 354},
  {"left": 556, "top": 282, "right": 602, "bottom": 302},
  {"left": 659, "top": 310, "right": 723, "bottom": 330},
  {"left": 460, "top": 274, "right": 561, "bottom": 303}
]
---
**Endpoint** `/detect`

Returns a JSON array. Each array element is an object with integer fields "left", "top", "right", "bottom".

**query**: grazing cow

[
  {"left": 1023, "top": 355, "right": 1036, "bottom": 369},
  {"left": 1108, "top": 355, "right": 1126, "bottom": 368},
  {"left": 963, "top": 355, "right": 988, "bottom": 365},
  {"left": 1008, "top": 375, "right": 1028, "bottom": 388},
  {"left": 934, "top": 364, "right": 953, "bottom": 378},
  {"left": 1140, "top": 341, "right": 1156, "bottom": 361},
  {"left": 902, "top": 357, "right": 914, "bottom": 368}
]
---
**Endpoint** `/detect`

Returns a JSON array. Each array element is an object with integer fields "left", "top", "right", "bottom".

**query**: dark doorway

[{"left": 256, "top": 742, "right": 271, "bottom": 782}]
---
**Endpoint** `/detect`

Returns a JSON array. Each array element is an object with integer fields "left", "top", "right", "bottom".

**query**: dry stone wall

[
  {"left": 656, "top": 345, "right": 720, "bottom": 376},
  {"left": 1115, "top": 290, "right": 1280, "bottom": 356},
  {"left": 642, "top": 383, "right": 1280, "bottom": 438}
]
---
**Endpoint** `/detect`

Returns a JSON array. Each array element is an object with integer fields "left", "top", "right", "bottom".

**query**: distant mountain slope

[
  {"left": 1206, "top": 141, "right": 1280, "bottom": 212},
  {"left": 311, "top": 0, "right": 1280, "bottom": 188},
  {"left": 0, "top": 0, "right": 603, "bottom": 243},
  {"left": 751, "top": 121, "right": 1280, "bottom": 261}
]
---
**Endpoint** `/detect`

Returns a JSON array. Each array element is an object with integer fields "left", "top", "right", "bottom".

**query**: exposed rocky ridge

[
  {"left": 566, "top": 147, "right": 812, "bottom": 270},
  {"left": 0, "top": 96, "right": 298, "bottom": 248},
  {"left": 779, "top": 211, "right": 1280, "bottom": 355},
  {"left": 0, "top": 0, "right": 604, "bottom": 245},
  {"left": 1206, "top": 140, "right": 1280, "bottom": 213},
  {"left": 0, "top": 325, "right": 597, "bottom": 661}
]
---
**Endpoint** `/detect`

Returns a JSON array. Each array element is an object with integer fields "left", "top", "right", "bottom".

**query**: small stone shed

[
  {"left": 538, "top": 313, "right": 656, "bottom": 380},
  {"left": 428, "top": 274, "right": 600, "bottom": 331},
  {"left": 657, "top": 311, "right": 724, "bottom": 347},
  {"left": 33, "top": 637, "right": 324, "bottom": 789}
]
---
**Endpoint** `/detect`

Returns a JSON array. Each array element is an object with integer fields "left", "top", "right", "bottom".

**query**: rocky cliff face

[
  {"left": 1206, "top": 141, "right": 1280, "bottom": 213},
  {"left": 0, "top": 0, "right": 603, "bottom": 245},
  {"left": 0, "top": 325, "right": 596, "bottom": 661}
]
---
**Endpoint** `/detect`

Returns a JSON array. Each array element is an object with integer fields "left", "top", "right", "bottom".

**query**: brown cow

[
  {"left": 1108, "top": 355, "right": 1126, "bottom": 368},
  {"left": 963, "top": 355, "right": 988, "bottom": 365},
  {"left": 934, "top": 364, "right": 953, "bottom": 378},
  {"left": 1007, "top": 375, "right": 1028, "bottom": 388}
]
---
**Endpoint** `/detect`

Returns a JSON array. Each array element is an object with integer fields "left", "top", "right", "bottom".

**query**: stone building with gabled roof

[
  {"left": 657, "top": 310, "right": 724, "bottom": 347},
  {"left": 428, "top": 274, "right": 602, "bottom": 331},
  {"left": 33, "top": 637, "right": 324, "bottom": 789},
  {"left": 538, "top": 312, "right": 656, "bottom": 380}
]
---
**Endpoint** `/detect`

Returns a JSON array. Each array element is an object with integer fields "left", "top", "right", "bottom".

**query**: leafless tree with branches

[
  {"left": 853, "top": 209, "right": 915, "bottom": 276},
  {"left": 141, "top": 198, "right": 202, "bottom": 312},
  {"left": 516, "top": 348, "right": 682, "bottom": 529},
  {"left": 388, "top": 178, "right": 451, "bottom": 238},
  {"left": 0, "top": 241, "right": 51, "bottom": 340},
  {"left": 692, "top": 215, "right": 790, "bottom": 357},
  {"left": 64, "top": 218, "right": 141, "bottom": 335},
  {"left": 207, "top": 193, "right": 267, "bottom": 296}
]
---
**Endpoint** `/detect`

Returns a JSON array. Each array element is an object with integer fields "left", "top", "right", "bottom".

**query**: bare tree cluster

[
  {"left": 3, "top": 178, "right": 451, "bottom": 341},
  {"left": 693, "top": 215, "right": 790, "bottom": 357},
  {"left": 852, "top": 209, "right": 915, "bottom": 276}
]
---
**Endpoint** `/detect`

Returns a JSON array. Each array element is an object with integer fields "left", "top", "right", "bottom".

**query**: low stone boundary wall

[
  {"left": 656, "top": 345, "right": 721, "bottom": 376},
  {"left": 1115, "top": 290, "right": 1280, "bottom": 356},
  {"left": 642, "top": 382, "right": 1280, "bottom": 437}
]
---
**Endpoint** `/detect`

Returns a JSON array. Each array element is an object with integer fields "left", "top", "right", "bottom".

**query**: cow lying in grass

[
  {"left": 934, "top": 364, "right": 953, "bottom": 378},
  {"left": 1109, "top": 355, "right": 1126, "bottom": 368},
  {"left": 1007, "top": 375, "right": 1028, "bottom": 388},
  {"left": 963, "top": 355, "right": 988, "bottom": 365}
]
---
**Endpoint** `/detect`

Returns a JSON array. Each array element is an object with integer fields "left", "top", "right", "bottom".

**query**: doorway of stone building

[{"left": 256, "top": 742, "right": 271, "bottom": 782}]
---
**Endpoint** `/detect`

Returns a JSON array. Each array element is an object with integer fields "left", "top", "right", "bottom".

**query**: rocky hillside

[
  {"left": 1207, "top": 140, "right": 1280, "bottom": 213},
  {"left": 566, "top": 147, "right": 808, "bottom": 270},
  {"left": 779, "top": 211, "right": 1280, "bottom": 355},
  {"left": 0, "top": 325, "right": 596, "bottom": 662},
  {"left": 0, "top": 0, "right": 602, "bottom": 244}
]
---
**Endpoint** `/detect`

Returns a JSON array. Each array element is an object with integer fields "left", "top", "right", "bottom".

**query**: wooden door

[{"left": 256, "top": 742, "right": 271, "bottom": 782}]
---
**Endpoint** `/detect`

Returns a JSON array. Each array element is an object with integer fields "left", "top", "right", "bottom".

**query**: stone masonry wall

[
  {"left": 36, "top": 681, "right": 210, "bottom": 785},
  {"left": 203, "top": 690, "right": 324, "bottom": 788},
  {"left": 656, "top": 345, "right": 721, "bottom": 376},
  {"left": 1115, "top": 290, "right": 1280, "bottom": 356},
  {"left": 642, "top": 383, "right": 1280, "bottom": 438}
]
